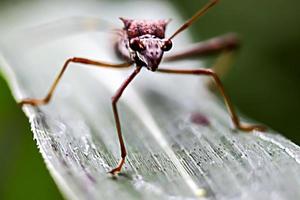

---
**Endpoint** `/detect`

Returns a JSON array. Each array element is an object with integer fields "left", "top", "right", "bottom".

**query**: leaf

[{"left": 1, "top": 1, "right": 300, "bottom": 200}]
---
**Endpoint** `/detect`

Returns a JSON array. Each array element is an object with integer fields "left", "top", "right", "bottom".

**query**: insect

[{"left": 19, "top": 0, "right": 266, "bottom": 175}]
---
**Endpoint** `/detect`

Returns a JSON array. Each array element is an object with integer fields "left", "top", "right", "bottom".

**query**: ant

[{"left": 19, "top": 0, "right": 266, "bottom": 175}]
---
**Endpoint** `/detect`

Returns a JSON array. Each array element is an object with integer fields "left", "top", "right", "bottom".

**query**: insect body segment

[
  {"left": 118, "top": 18, "right": 172, "bottom": 71},
  {"left": 130, "top": 35, "right": 172, "bottom": 71},
  {"left": 120, "top": 18, "right": 170, "bottom": 39}
]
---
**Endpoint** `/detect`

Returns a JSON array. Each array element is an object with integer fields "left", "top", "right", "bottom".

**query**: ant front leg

[
  {"left": 19, "top": 58, "right": 132, "bottom": 106},
  {"left": 109, "top": 67, "right": 141, "bottom": 175},
  {"left": 157, "top": 67, "right": 266, "bottom": 132}
]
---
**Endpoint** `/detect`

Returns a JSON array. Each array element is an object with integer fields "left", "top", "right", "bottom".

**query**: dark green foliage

[{"left": 0, "top": 77, "right": 63, "bottom": 200}]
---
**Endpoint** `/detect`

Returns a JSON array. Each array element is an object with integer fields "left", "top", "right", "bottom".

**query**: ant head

[
  {"left": 120, "top": 18, "right": 172, "bottom": 71},
  {"left": 129, "top": 35, "right": 172, "bottom": 71}
]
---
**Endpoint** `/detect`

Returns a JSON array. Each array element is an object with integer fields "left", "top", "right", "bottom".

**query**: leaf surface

[{"left": 0, "top": 1, "right": 300, "bottom": 200}]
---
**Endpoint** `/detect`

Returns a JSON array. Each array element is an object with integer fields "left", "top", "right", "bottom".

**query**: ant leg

[
  {"left": 164, "top": 34, "right": 240, "bottom": 90},
  {"left": 164, "top": 33, "right": 239, "bottom": 63},
  {"left": 157, "top": 67, "right": 266, "bottom": 132},
  {"left": 169, "top": 0, "right": 219, "bottom": 40},
  {"left": 18, "top": 58, "right": 132, "bottom": 106},
  {"left": 109, "top": 67, "right": 141, "bottom": 175}
]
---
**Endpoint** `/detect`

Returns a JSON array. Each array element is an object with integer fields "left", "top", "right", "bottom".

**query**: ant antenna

[{"left": 169, "top": 0, "right": 219, "bottom": 40}]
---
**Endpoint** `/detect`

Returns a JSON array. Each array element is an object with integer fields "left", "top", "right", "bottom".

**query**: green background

[{"left": 0, "top": 0, "right": 299, "bottom": 199}]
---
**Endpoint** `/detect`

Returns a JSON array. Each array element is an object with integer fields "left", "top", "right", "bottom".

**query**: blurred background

[{"left": 0, "top": 0, "right": 299, "bottom": 199}]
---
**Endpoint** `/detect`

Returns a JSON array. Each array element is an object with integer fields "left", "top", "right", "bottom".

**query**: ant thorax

[{"left": 120, "top": 18, "right": 170, "bottom": 39}]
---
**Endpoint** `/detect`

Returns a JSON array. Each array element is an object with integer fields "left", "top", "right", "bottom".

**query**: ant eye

[
  {"left": 129, "top": 38, "right": 145, "bottom": 51},
  {"left": 161, "top": 39, "right": 172, "bottom": 51}
]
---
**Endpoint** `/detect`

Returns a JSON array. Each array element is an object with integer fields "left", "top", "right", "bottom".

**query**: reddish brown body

[
  {"left": 120, "top": 18, "right": 169, "bottom": 39},
  {"left": 19, "top": 0, "right": 265, "bottom": 175}
]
